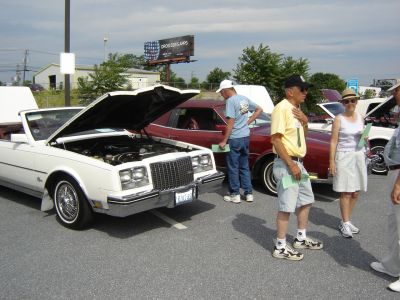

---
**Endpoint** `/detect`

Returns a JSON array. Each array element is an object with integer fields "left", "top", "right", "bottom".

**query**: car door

[{"left": 0, "top": 138, "right": 43, "bottom": 194}]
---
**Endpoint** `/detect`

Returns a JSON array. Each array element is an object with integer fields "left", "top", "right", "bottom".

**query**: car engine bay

[{"left": 56, "top": 135, "right": 191, "bottom": 165}]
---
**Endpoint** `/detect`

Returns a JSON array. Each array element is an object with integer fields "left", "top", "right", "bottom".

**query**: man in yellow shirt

[{"left": 271, "top": 74, "right": 323, "bottom": 261}]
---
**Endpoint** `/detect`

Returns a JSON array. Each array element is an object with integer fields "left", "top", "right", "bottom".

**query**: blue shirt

[{"left": 225, "top": 94, "right": 256, "bottom": 139}]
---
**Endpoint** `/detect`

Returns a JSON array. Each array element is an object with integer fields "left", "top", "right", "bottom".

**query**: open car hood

[
  {"left": 48, "top": 85, "right": 199, "bottom": 143},
  {"left": 365, "top": 95, "right": 396, "bottom": 118}
]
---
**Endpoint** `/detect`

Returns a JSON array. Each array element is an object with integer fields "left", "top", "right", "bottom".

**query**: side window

[{"left": 176, "top": 108, "right": 220, "bottom": 131}]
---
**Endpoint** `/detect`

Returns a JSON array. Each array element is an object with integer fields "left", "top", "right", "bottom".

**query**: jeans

[{"left": 226, "top": 136, "right": 252, "bottom": 195}]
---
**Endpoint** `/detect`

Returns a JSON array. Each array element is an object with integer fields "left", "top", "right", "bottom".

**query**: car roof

[{"left": 178, "top": 99, "right": 226, "bottom": 109}]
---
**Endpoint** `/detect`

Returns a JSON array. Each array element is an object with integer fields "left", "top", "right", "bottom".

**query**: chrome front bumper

[{"left": 102, "top": 171, "right": 225, "bottom": 217}]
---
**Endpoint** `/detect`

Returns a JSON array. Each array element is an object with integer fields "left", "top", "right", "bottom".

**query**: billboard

[{"left": 144, "top": 35, "right": 194, "bottom": 62}]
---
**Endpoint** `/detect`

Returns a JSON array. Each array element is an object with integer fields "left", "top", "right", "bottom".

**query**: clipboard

[
  {"left": 211, "top": 144, "right": 230, "bottom": 153},
  {"left": 357, "top": 123, "right": 372, "bottom": 148},
  {"left": 282, "top": 173, "right": 315, "bottom": 189}
]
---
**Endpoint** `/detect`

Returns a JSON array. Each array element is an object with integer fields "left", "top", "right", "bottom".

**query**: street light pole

[
  {"left": 103, "top": 36, "right": 108, "bottom": 62},
  {"left": 64, "top": 0, "right": 71, "bottom": 106}
]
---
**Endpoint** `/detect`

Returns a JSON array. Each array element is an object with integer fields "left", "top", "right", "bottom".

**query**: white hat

[
  {"left": 387, "top": 79, "right": 400, "bottom": 92},
  {"left": 216, "top": 79, "right": 234, "bottom": 93}
]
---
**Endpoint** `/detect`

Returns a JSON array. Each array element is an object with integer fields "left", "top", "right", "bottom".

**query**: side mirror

[
  {"left": 215, "top": 124, "right": 226, "bottom": 135},
  {"left": 11, "top": 133, "right": 29, "bottom": 143}
]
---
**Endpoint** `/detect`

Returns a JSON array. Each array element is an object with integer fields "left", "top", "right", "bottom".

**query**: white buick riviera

[{"left": 0, "top": 85, "right": 225, "bottom": 229}]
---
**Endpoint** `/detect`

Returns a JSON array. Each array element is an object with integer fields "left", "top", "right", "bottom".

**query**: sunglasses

[
  {"left": 300, "top": 87, "right": 308, "bottom": 92},
  {"left": 341, "top": 99, "right": 357, "bottom": 104}
]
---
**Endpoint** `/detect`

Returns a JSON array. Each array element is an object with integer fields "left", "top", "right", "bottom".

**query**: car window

[
  {"left": 321, "top": 102, "right": 344, "bottom": 116},
  {"left": 174, "top": 108, "right": 223, "bottom": 131}
]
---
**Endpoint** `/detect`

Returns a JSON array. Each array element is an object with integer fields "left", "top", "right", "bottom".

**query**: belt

[
  {"left": 275, "top": 155, "right": 303, "bottom": 162},
  {"left": 388, "top": 164, "right": 400, "bottom": 171}
]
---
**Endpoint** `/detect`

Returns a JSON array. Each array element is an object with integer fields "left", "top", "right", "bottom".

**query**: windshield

[
  {"left": 321, "top": 102, "right": 345, "bottom": 116},
  {"left": 248, "top": 111, "right": 271, "bottom": 127},
  {"left": 222, "top": 109, "right": 271, "bottom": 127},
  {"left": 25, "top": 108, "right": 82, "bottom": 141}
]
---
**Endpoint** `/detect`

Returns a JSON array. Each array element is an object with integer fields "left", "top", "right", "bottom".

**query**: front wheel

[
  {"left": 260, "top": 158, "right": 277, "bottom": 195},
  {"left": 53, "top": 176, "right": 93, "bottom": 229},
  {"left": 370, "top": 141, "right": 388, "bottom": 175}
]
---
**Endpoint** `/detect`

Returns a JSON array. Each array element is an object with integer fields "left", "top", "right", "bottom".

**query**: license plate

[{"left": 175, "top": 189, "right": 193, "bottom": 205}]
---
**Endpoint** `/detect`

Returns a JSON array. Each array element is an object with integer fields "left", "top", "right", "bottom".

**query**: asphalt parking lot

[{"left": 0, "top": 174, "right": 398, "bottom": 299}]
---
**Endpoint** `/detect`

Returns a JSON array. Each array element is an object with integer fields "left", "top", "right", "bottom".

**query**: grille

[{"left": 150, "top": 157, "right": 194, "bottom": 191}]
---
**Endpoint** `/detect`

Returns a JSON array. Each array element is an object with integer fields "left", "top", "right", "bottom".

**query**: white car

[
  {"left": 0, "top": 85, "right": 225, "bottom": 229},
  {"left": 308, "top": 96, "right": 398, "bottom": 174}
]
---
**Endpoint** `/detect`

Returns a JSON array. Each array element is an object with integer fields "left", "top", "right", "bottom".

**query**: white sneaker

[
  {"left": 245, "top": 194, "right": 254, "bottom": 202},
  {"left": 370, "top": 261, "right": 399, "bottom": 277},
  {"left": 347, "top": 221, "right": 360, "bottom": 234},
  {"left": 339, "top": 221, "right": 353, "bottom": 238},
  {"left": 388, "top": 279, "right": 400, "bottom": 292},
  {"left": 223, "top": 194, "right": 241, "bottom": 203}
]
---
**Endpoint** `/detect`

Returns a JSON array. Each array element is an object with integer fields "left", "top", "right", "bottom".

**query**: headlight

[
  {"left": 191, "top": 154, "right": 213, "bottom": 173},
  {"left": 119, "top": 166, "right": 149, "bottom": 190}
]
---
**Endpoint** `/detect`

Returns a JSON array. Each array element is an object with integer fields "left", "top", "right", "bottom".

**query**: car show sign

[{"left": 144, "top": 35, "right": 194, "bottom": 63}]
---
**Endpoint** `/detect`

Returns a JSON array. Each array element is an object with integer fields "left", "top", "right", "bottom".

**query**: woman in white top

[{"left": 329, "top": 88, "right": 368, "bottom": 238}]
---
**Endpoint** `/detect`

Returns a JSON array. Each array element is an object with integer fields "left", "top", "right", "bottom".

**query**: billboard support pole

[{"left": 165, "top": 63, "right": 170, "bottom": 84}]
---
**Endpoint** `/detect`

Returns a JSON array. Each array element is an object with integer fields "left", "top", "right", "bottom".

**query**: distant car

[
  {"left": 145, "top": 99, "right": 332, "bottom": 195},
  {"left": 0, "top": 85, "right": 224, "bottom": 229},
  {"left": 308, "top": 96, "right": 398, "bottom": 174},
  {"left": 28, "top": 84, "right": 44, "bottom": 92}
]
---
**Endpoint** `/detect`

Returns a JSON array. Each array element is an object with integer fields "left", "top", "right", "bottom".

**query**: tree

[
  {"left": 233, "top": 44, "right": 310, "bottom": 102},
  {"left": 188, "top": 76, "right": 200, "bottom": 89},
  {"left": 204, "top": 67, "right": 231, "bottom": 90},
  {"left": 306, "top": 73, "right": 346, "bottom": 114},
  {"left": 77, "top": 53, "right": 129, "bottom": 105}
]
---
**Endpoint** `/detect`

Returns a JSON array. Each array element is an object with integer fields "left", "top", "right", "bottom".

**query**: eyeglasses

[
  {"left": 300, "top": 87, "right": 308, "bottom": 93},
  {"left": 341, "top": 99, "right": 357, "bottom": 104}
]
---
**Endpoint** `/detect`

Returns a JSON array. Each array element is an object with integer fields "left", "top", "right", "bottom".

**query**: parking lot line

[{"left": 151, "top": 210, "right": 187, "bottom": 230}]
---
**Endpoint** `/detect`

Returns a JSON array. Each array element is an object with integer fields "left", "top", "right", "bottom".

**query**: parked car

[
  {"left": 28, "top": 83, "right": 44, "bottom": 92},
  {"left": 308, "top": 96, "right": 398, "bottom": 174},
  {"left": 145, "top": 99, "right": 332, "bottom": 195},
  {"left": 0, "top": 85, "right": 224, "bottom": 229}
]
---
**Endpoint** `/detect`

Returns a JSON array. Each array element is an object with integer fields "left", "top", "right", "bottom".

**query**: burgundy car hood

[{"left": 48, "top": 85, "right": 199, "bottom": 143}]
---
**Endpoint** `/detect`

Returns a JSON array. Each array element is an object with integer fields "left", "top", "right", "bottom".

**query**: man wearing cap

[
  {"left": 370, "top": 79, "right": 400, "bottom": 292},
  {"left": 270, "top": 74, "right": 323, "bottom": 261},
  {"left": 217, "top": 79, "right": 263, "bottom": 203}
]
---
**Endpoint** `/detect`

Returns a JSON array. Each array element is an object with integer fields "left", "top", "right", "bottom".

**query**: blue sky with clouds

[{"left": 1, "top": 0, "right": 399, "bottom": 86}]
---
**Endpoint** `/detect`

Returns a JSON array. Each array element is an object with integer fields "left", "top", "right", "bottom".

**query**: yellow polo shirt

[{"left": 271, "top": 99, "right": 306, "bottom": 157}]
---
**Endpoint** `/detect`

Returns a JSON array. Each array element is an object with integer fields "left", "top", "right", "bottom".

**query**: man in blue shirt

[{"left": 217, "top": 80, "right": 263, "bottom": 203}]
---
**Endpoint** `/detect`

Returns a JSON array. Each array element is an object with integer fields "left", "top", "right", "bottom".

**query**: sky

[{"left": 1, "top": 0, "right": 399, "bottom": 86}]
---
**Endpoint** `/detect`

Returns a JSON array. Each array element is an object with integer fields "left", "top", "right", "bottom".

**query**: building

[{"left": 33, "top": 63, "right": 160, "bottom": 90}]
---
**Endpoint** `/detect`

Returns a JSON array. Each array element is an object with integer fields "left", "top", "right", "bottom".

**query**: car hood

[
  {"left": 47, "top": 85, "right": 199, "bottom": 143},
  {"left": 365, "top": 95, "right": 396, "bottom": 118}
]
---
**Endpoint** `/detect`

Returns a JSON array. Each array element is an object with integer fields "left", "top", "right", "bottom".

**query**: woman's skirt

[{"left": 333, "top": 150, "right": 368, "bottom": 192}]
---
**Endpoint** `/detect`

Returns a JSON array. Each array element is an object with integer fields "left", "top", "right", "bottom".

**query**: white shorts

[{"left": 273, "top": 158, "right": 314, "bottom": 213}]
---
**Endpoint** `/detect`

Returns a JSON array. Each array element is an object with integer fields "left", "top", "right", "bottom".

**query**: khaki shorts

[{"left": 273, "top": 158, "right": 314, "bottom": 212}]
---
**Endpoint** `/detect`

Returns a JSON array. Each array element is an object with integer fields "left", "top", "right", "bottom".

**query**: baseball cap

[
  {"left": 216, "top": 79, "right": 234, "bottom": 93},
  {"left": 284, "top": 74, "right": 312, "bottom": 89}
]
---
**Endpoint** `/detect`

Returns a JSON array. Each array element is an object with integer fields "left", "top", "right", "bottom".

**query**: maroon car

[{"left": 145, "top": 99, "right": 332, "bottom": 195}]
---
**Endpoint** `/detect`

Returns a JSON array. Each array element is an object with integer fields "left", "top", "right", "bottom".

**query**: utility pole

[
  {"left": 22, "top": 49, "right": 28, "bottom": 85},
  {"left": 64, "top": 0, "right": 71, "bottom": 106}
]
